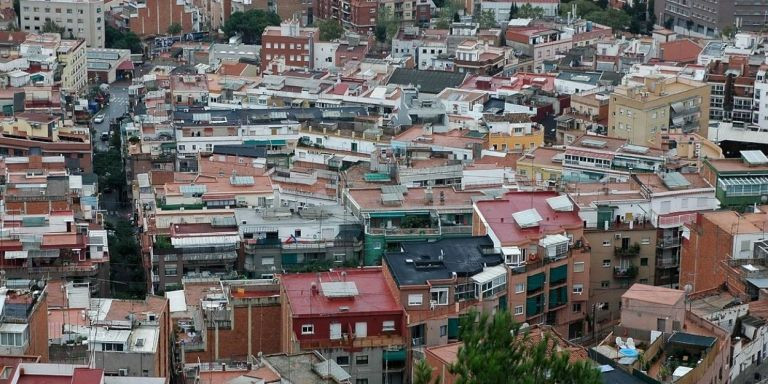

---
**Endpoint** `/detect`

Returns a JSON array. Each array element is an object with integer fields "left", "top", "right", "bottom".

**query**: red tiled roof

[
  {"left": 660, "top": 39, "right": 703, "bottom": 63},
  {"left": 474, "top": 191, "right": 583, "bottom": 245},
  {"left": 281, "top": 268, "right": 402, "bottom": 317}
]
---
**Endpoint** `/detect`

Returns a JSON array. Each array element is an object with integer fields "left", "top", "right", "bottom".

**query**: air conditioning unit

[
  {"left": 118, "top": 369, "right": 128, "bottom": 376},
  {"left": 614, "top": 233, "right": 621, "bottom": 240}
]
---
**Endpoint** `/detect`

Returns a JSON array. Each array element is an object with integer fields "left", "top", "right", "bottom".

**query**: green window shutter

[
  {"left": 281, "top": 253, "right": 298, "bottom": 264},
  {"left": 548, "top": 286, "right": 568, "bottom": 308},
  {"left": 526, "top": 294, "right": 543, "bottom": 316},
  {"left": 527, "top": 273, "right": 545, "bottom": 292},
  {"left": 550, "top": 265, "right": 568, "bottom": 285},
  {"left": 448, "top": 318, "right": 459, "bottom": 339}
]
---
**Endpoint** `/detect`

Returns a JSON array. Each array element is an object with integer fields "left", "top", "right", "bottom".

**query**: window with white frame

[
  {"left": 382, "top": 321, "right": 396, "bottom": 331},
  {"left": 430, "top": 288, "right": 449, "bottom": 305},
  {"left": 407, "top": 294, "right": 423, "bottom": 306},
  {"left": 330, "top": 323, "right": 342, "bottom": 340},
  {"left": 514, "top": 305, "right": 524, "bottom": 316},
  {"left": 514, "top": 282, "right": 525, "bottom": 293},
  {"left": 301, "top": 324, "right": 314, "bottom": 335},
  {"left": 573, "top": 262, "right": 585, "bottom": 273},
  {"left": 478, "top": 274, "right": 507, "bottom": 299},
  {"left": 573, "top": 283, "right": 583, "bottom": 294},
  {"left": 0, "top": 332, "right": 24, "bottom": 347}
]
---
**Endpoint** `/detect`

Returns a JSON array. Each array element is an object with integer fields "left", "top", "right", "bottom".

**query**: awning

[
  {"left": 567, "top": 149, "right": 614, "bottom": 160},
  {"left": 0, "top": 323, "right": 27, "bottom": 333},
  {"left": 171, "top": 235, "right": 240, "bottom": 247},
  {"left": 117, "top": 60, "right": 135, "bottom": 70},
  {"left": 471, "top": 264, "right": 507, "bottom": 284},
  {"left": 383, "top": 349, "right": 406, "bottom": 362},
  {"left": 539, "top": 234, "right": 570, "bottom": 248},
  {"left": 4, "top": 251, "right": 27, "bottom": 259},
  {"left": 671, "top": 102, "right": 685, "bottom": 113}
]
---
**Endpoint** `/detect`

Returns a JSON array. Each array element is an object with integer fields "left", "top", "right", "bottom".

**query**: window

[
  {"left": 262, "top": 257, "right": 274, "bottom": 265},
  {"left": 572, "top": 284, "right": 583, "bottom": 294},
  {"left": 440, "top": 325, "right": 447, "bottom": 336},
  {"left": 407, "top": 294, "right": 423, "bottom": 306},
  {"left": 0, "top": 332, "right": 23, "bottom": 347},
  {"left": 336, "top": 356, "right": 349, "bottom": 366},
  {"left": 356, "top": 355, "right": 369, "bottom": 365},
  {"left": 515, "top": 282, "right": 525, "bottom": 293},
  {"left": 357, "top": 380, "right": 369, "bottom": 384},
  {"left": 479, "top": 274, "right": 507, "bottom": 299},
  {"left": 164, "top": 266, "right": 177, "bottom": 276},
  {"left": 514, "top": 305, "right": 524, "bottom": 315},
  {"left": 602, "top": 240, "right": 611, "bottom": 247},
  {"left": 601, "top": 281, "right": 610, "bottom": 288},
  {"left": 330, "top": 323, "right": 342, "bottom": 340},
  {"left": 640, "top": 278, "right": 649, "bottom": 284},
  {"left": 742, "top": 240, "right": 751, "bottom": 252},
  {"left": 640, "top": 258, "right": 648, "bottom": 266},
  {"left": 602, "top": 259, "right": 611, "bottom": 267},
  {"left": 430, "top": 287, "right": 449, "bottom": 305},
  {"left": 574, "top": 262, "right": 585, "bottom": 273},
  {"left": 382, "top": 321, "right": 396, "bottom": 331},
  {"left": 573, "top": 303, "right": 582, "bottom": 313},
  {"left": 355, "top": 322, "right": 367, "bottom": 338},
  {"left": 301, "top": 324, "right": 314, "bottom": 335},
  {"left": 641, "top": 237, "right": 650, "bottom": 245}
]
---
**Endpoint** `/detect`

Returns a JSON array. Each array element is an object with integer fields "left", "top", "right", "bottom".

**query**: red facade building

[
  {"left": 281, "top": 268, "right": 407, "bottom": 384},
  {"left": 260, "top": 20, "right": 317, "bottom": 72}
]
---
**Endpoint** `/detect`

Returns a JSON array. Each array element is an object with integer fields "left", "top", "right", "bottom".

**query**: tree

[
  {"left": 376, "top": 7, "right": 400, "bottom": 43},
  {"left": 41, "top": 19, "right": 65, "bottom": 35},
  {"left": 449, "top": 310, "right": 601, "bottom": 384},
  {"left": 13, "top": 0, "right": 19, "bottom": 25},
  {"left": 723, "top": 73, "right": 735, "bottom": 116},
  {"left": 475, "top": 9, "right": 497, "bottom": 28},
  {"left": 105, "top": 25, "right": 143, "bottom": 54},
  {"left": 518, "top": 4, "right": 545, "bottom": 19},
  {"left": 167, "top": 22, "right": 182, "bottom": 35},
  {"left": 435, "top": 0, "right": 461, "bottom": 28},
  {"left": 509, "top": 3, "right": 519, "bottom": 20},
  {"left": 317, "top": 18, "right": 343, "bottom": 41},
  {"left": 414, "top": 359, "right": 441, "bottom": 384},
  {"left": 222, "top": 9, "right": 281, "bottom": 45},
  {"left": 586, "top": 8, "right": 630, "bottom": 31},
  {"left": 721, "top": 24, "right": 736, "bottom": 39}
]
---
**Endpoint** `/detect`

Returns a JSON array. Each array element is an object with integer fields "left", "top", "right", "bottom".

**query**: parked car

[
  {"left": 93, "top": 114, "right": 105, "bottom": 123},
  {"left": 101, "top": 132, "right": 109, "bottom": 141}
]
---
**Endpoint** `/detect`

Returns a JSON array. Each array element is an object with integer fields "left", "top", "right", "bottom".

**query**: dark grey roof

[
  {"left": 556, "top": 71, "right": 603, "bottom": 85},
  {"left": 383, "top": 236, "right": 503, "bottom": 286},
  {"left": 212, "top": 145, "right": 268, "bottom": 158},
  {"left": 387, "top": 68, "right": 467, "bottom": 94},
  {"left": 599, "top": 71, "right": 624, "bottom": 86},
  {"left": 668, "top": 332, "right": 717, "bottom": 348},
  {"left": 600, "top": 367, "right": 647, "bottom": 384}
]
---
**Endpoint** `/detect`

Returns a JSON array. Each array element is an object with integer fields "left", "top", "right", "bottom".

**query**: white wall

[
  {"left": 313, "top": 41, "right": 338, "bottom": 70},
  {"left": 649, "top": 191, "right": 718, "bottom": 226},
  {"left": 554, "top": 78, "right": 599, "bottom": 95},
  {"left": 300, "top": 132, "right": 379, "bottom": 155}
]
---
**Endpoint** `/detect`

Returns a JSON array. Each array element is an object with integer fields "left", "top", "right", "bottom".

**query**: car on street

[
  {"left": 93, "top": 114, "right": 105, "bottom": 123},
  {"left": 101, "top": 132, "right": 109, "bottom": 141}
]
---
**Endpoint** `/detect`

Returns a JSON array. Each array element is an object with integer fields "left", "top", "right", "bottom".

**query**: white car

[{"left": 93, "top": 114, "right": 105, "bottom": 124}]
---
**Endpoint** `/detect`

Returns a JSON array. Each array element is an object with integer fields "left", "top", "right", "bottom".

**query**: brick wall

[
  {"left": 27, "top": 290, "right": 49, "bottom": 362},
  {"left": 680, "top": 216, "right": 732, "bottom": 293},
  {"left": 129, "top": 0, "right": 195, "bottom": 37}
]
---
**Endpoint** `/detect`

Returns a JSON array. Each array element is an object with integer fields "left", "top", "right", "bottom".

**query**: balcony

[
  {"left": 656, "top": 257, "right": 679, "bottom": 269},
  {"left": 657, "top": 237, "right": 681, "bottom": 249},
  {"left": 614, "top": 243, "right": 640, "bottom": 258},
  {"left": 613, "top": 265, "right": 638, "bottom": 279}
]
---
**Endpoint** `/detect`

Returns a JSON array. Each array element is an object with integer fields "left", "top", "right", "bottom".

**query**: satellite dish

[{"left": 684, "top": 284, "right": 693, "bottom": 294}]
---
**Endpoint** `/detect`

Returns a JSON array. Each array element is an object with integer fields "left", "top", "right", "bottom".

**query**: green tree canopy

[
  {"left": 449, "top": 310, "right": 601, "bottom": 384},
  {"left": 317, "top": 18, "right": 343, "bottom": 41},
  {"left": 414, "top": 359, "right": 441, "bottom": 384},
  {"left": 721, "top": 24, "right": 736, "bottom": 39},
  {"left": 376, "top": 7, "right": 400, "bottom": 42},
  {"left": 105, "top": 25, "right": 143, "bottom": 54},
  {"left": 435, "top": 0, "right": 462, "bottom": 29},
  {"left": 222, "top": 9, "right": 281, "bottom": 45},
  {"left": 559, "top": 0, "right": 630, "bottom": 31},
  {"left": 517, "top": 4, "right": 546, "bottom": 19},
  {"left": 509, "top": 3, "right": 519, "bottom": 20},
  {"left": 474, "top": 9, "right": 497, "bottom": 28},
  {"left": 167, "top": 22, "right": 182, "bottom": 35},
  {"left": 41, "top": 19, "right": 65, "bottom": 34}
]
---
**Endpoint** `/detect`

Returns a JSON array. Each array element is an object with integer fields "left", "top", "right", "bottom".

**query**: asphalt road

[{"left": 92, "top": 83, "right": 130, "bottom": 152}]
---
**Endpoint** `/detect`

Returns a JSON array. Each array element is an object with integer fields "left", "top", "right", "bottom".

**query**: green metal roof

[
  {"left": 668, "top": 332, "right": 716, "bottom": 348},
  {"left": 364, "top": 173, "right": 391, "bottom": 182}
]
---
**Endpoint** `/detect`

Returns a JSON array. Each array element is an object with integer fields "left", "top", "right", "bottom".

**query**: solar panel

[
  {"left": 512, "top": 208, "right": 543, "bottom": 228},
  {"left": 230, "top": 176, "right": 255, "bottom": 186},
  {"left": 380, "top": 185, "right": 408, "bottom": 195},
  {"left": 623, "top": 144, "right": 650, "bottom": 154},
  {"left": 546, "top": 195, "right": 574, "bottom": 212},
  {"left": 581, "top": 139, "right": 607, "bottom": 148},
  {"left": 321, "top": 282, "right": 359, "bottom": 298},
  {"left": 741, "top": 150, "right": 768, "bottom": 165},
  {"left": 661, "top": 172, "right": 691, "bottom": 190}
]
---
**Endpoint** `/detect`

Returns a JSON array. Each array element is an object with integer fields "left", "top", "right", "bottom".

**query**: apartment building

[
  {"left": 314, "top": 0, "right": 378, "bottom": 33},
  {"left": 655, "top": 0, "right": 768, "bottom": 35},
  {"left": 0, "top": 364, "right": 165, "bottom": 383},
  {"left": 383, "top": 236, "right": 507, "bottom": 348},
  {"left": 0, "top": 285, "right": 49, "bottom": 361},
  {"left": 170, "top": 74, "right": 209, "bottom": 107},
  {"left": 172, "top": 279, "right": 282, "bottom": 363},
  {"left": 260, "top": 20, "right": 317, "bottom": 72},
  {"left": 562, "top": 135, "right": 666, "bottom": 183},
  {"left": 20, "top": 0, "right": 104, "bottom": 48},
  {"left": 280, "top": 268, "right": 407, "bottom": 384},
  {"left": 472, "top": 191, "right": 590, "bottom": 339},
  {"left": 608, "top": 75, "right": 710, "bottom": 146},
  {"left": 235, "top": 206, "right": 363, "bottom": 278},
  {"left": 556, "top": 88, "right": 611, "bottom": 144},
  {"left": 706, "top": 57, "right": 756, "bottom": 126},
  {"left": 345, "top": 185, "right": 483, "bottom": 265},
  {"left": 506, "top": 23, "right": 572, "bottom": 73},
  {"left": 485, "top": 113, "right": 544, "bottom": 153},
  {"left": 56, "top": 39, "right": 86, "bottom": 95},
  {"left": 702, "top": 150, "right": 768, "bottom": 209},
  {"left": 124, "top": 0, "right": 200, "bottom": 37}
]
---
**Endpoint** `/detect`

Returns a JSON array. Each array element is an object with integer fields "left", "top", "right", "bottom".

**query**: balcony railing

[
  {"left": 613, "top": 265, "right": 638, "bottom": 278},
  {"left": 656, "top": 257, "right": 679, "bottom": 269},
  {"left": 657, "top": 238, "right": 681, "bottom": 249},
  {"left": 614, "top": 244, "right": 640, "bottom": 258}
]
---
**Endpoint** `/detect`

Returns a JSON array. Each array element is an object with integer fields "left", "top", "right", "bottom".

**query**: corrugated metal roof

[{"left": 471, "top": 264, "right": 507, "bottom": 284}]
